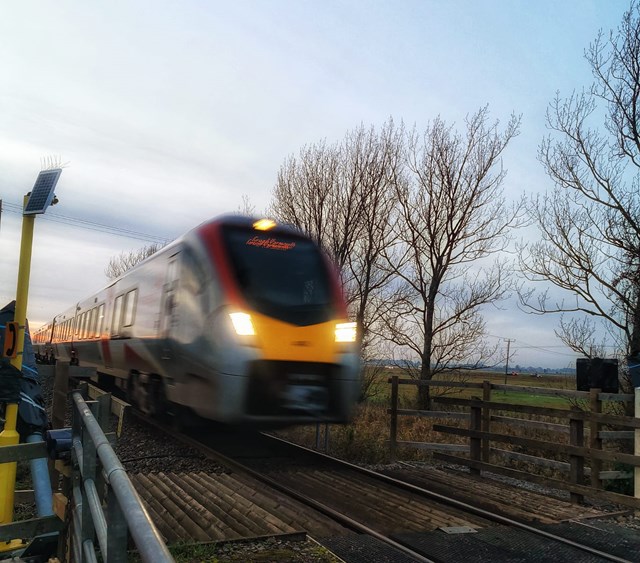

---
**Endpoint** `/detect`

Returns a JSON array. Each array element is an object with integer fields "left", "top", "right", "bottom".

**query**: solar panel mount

[{"left": 24, "top": 169, "right": 62, "bottom": 215}]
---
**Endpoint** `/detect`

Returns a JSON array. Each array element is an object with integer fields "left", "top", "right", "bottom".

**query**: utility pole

[{"left": 504, "top": 338, "right": 515, "bottom": 386}]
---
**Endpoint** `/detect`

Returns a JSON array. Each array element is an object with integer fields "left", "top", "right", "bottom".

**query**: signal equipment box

[
  {"left": 628, "top": 354, "right": 640, "bottom": 388},
  {"left": 576, "top": 357, "right": 619, "bottom": 393}
]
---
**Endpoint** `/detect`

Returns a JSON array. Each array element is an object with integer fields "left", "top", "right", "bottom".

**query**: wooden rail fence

[{"left": 388, "top": 375, "right": 640, "bottom": 509}]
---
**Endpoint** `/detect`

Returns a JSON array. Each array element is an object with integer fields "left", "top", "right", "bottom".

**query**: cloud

[{"left": 0, "top": 1, "right": 630, "bottom": 368}]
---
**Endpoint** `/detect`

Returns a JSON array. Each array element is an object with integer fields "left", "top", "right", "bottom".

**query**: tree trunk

[
  {"left": 418, "top": 361, "right": 432, "bottom": 410},
  {"left": 630, "top": 286, "right": 640, "bottom": 358},
  {"left": 418, "top": 295, "right": 436, "bottom": 410}
]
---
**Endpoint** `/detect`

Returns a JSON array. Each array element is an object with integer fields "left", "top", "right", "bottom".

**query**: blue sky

[{"left": 0, "top": 1, "right": 630, "bottom": 368}]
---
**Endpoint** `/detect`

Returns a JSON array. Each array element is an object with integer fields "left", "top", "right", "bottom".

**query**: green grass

[
  {"left": 489, "top": 391, "right": 572, "bottom": 408},
  {"left": 369, "top": 367, "right": 577, "bottom": 410}
]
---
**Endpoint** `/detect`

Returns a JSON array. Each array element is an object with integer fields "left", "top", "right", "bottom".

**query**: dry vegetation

[{"left": 276, "top": 368, "right": 633, "bottom": 492}]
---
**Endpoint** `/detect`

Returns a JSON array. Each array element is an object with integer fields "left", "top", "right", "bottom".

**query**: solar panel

[{"left": 24, "top": 169, "right": 62, "bottom": 215}]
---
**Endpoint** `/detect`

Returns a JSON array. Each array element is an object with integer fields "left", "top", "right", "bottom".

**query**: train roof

[{"left": 198, "top": 214, "right": 301, "bottom": 235}]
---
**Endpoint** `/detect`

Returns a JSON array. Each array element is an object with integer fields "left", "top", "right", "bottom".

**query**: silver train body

[{"left": 34, "top": 215, "right": 361, "bottom": 426}]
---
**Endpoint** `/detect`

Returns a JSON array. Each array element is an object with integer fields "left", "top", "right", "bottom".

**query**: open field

[{"left": 365, "top": 367, "right": 577, "bottom": 410}]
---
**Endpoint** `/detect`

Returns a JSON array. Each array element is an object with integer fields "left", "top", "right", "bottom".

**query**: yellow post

[
  {"left": 0, "top": 196, "right": 35, "bottom": 550},
  {"left": 9, "top": 199, "right": 35, "bottom": 373},
  {"left": 635, "top": 387, "right": 640, "bottom": 507}
]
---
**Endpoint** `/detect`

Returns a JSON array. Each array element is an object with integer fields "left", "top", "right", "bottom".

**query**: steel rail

[
  {"left": 130, "top": 410, "right": 435, "bottom": 563},
  {"left": 263, "top": 432, "right": 633, "bottom": 563},
  {"left": 108, "top": 386, "right": 634, "bottom": 563}
]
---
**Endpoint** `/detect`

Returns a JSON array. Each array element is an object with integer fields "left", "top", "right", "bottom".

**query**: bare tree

[
  {"left": 271, "top": 139, "right": 349, "bottom": 266},
  {"left": 105, "top": 243, "right": 163, "bottom": 280},
  {"left": 270, "top": 119, "right": 404, "bottom": 399},
  {"left": 518, "top": 2, "right": 640, "bottom": 365},
  {"left": 236, "top": 194, "right": 256, "bottom": 216},
  {"left": 382, "top": 107, "right": 523, "bottom": 409}
]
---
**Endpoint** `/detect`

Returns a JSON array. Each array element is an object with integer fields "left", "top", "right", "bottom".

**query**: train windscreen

[{"left": 222, "top": 227, "right": 334, "bottom": 325}]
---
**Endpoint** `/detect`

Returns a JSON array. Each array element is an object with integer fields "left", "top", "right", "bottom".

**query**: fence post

[
  {"left": 635, "top": 388, "right": 640, "bottom": 500},
  {"left": 470, "top": 402, "right": 482, "bottom": 476},
  {"left": 81, "top": 386, "right": 98, "bottom": 555},
  {"left": 95, "top": 394, "right": 111, "bottom": 510},
  {"left": 482, "top": 381, "right": 491, "bottom": 463},
  {"left": 106, "top": 485, "right": 128, "bottom": 562},
  {"left": 589, "top": 388, "right": 602, "bottom": 489},
  {"left": 315, "top": 423, "right": 329, "bottom": 452},
  {"left": 389, "top": 376, "right": 398, "bottom": 463},
  {"left": 569, "top": 414, "right": 585, "bottom": 504}
]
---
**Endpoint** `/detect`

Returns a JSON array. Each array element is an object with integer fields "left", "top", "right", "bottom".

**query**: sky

[{"left": 0, "top": 1, "right": 631, "bottom": 369}]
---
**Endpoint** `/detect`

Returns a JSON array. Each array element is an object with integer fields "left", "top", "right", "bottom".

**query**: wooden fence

[{"left": 388, "top": 375, "right": 640, "bottom": 509}]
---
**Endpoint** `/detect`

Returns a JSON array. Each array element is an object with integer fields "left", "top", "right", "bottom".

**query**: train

[{"left": 33, "top": 214, "right": 361, "bottom": 427}]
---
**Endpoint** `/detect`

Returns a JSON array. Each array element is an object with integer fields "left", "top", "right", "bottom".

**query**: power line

[
  {"left": 485, "top": 333, "right": 582, "bottom": 358},
  {"left": 512, "top": 344, "right": 578, "bottom": 358},
  {"left": 1, "top": 201, "right": 171, "bottom": 244}
]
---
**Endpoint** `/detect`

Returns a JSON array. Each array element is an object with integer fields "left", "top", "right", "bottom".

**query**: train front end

[{"left": 200, "top": 217, "right": 361, "bottom": 426}]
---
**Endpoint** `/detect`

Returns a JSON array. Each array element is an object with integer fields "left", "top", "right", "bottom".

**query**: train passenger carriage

[{"left": 33, "top": 215, "right": 361, "bottom": 427}]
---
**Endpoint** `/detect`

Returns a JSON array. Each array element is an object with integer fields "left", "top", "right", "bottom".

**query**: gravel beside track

[{"left": 114, "top": 419, "right": 228, "bottom": 474}]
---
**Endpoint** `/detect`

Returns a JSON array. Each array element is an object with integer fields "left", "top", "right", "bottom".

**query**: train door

[
  {"left": 160, "top": 253, "right": 180, "bottom": 359},
  {"left": 101, "top": 287, "right": 115, "bottom": 369}
]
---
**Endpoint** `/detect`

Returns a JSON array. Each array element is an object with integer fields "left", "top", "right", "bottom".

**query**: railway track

[
  {"left": 65, "top": 375, "right": 639, "bottom": 562},
  {"left": 125, "top": 408, "right": 639, "bottom": 563}
]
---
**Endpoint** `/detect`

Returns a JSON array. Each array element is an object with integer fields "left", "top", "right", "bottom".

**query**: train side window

[
  {"left": 78, "top": 313, "right": 85, "bottom": 339},
  {"left": 167, "top": 258, "right": 179, "bottom": 287},
  {"left": 91, "top": 308, "right": 97, "bottom": 337},
  {"left": 123, "top": 289, "right": 138, "bottom": 327},
  {"left": 88, "top": 311, "right": 93, "bottom": 338},
  {"left": 182, "top": 250, "right": 204, "bottom": 294},
  {"left": 82, "top": 312, "right": 88, "bottom": 339},
  {"left": 111, "top": 295, "right": 123, "bottom": 337},
  {"left": 85, "top": 310, "right": 92, "bottom": 339},
  {"left": 90, "top": 307, "right": 97, "bottom": 338},
  {"left": 97, "top": 304, "right": 105, "bottom": 336},
  {"left": 182, "top": 248, "right": 211, "bottom": 310}
]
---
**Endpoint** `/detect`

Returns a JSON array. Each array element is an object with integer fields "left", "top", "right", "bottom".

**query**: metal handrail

[{"left": 70, "top": 385, "right": 173, "bottom": 562}]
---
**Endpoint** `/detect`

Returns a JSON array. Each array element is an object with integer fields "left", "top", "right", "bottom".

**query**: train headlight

[
  {"left": 253, "top": 218, "right": 276, "bottom": 231},
  {"left": 229, "top": 312, "right": 256, "bottom": 336},
  {"left": 335, "top": 322, "right": 357, "bottom": 343}
]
